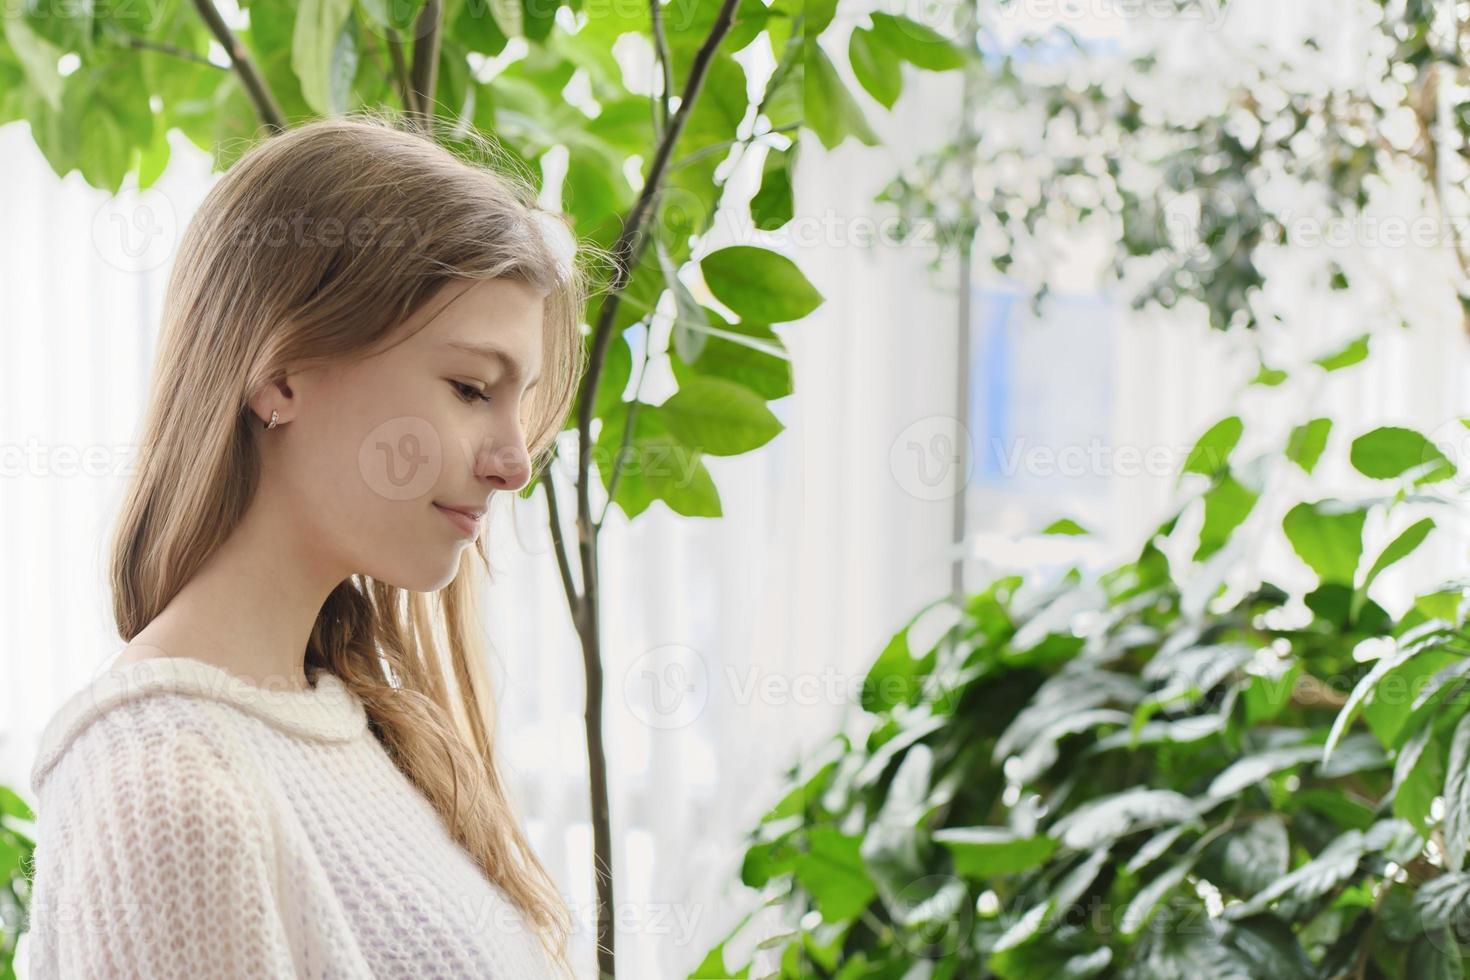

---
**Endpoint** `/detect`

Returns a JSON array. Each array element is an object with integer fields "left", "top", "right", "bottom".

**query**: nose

[{"left": 474, "top": 435, "right": 532, "bottom": 492}]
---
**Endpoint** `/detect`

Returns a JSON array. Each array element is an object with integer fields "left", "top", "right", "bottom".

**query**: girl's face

[{"left": 268, "top": 276, "right": 547, "bottom": 592}]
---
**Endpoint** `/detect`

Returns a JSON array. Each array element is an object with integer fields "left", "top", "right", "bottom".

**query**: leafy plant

[
  {"left": 881, "top": 0, "right": 1470, "bottom": 334},
  {"left": 696, "top": 345, "right": 1470, "bottom": 977},
  {"left": 0, "top": 786, "right": 34, "bottom": 980},
  {"left": 0, "top": 0, "right": 971, "bottom": 973}
]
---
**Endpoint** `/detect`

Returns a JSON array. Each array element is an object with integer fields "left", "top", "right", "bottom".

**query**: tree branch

[
  {"left": 561, "top": 5, "right": 742, "bottom": 975},
  {"left": 189, "top": 0, "right": 286, "bottom": 132},
  {"left": 575, "top": 0, "right": 741, "bottom": 487},
  {"left": 649, "top": 0, "right": 673, "bottom": 136},
  {"left": 384, "top": 28, "right": 416, "bottom": 116},
  {"left": 540, "top": 465, "right": 583, "bottom": 614},
  {"left": 105, "top": 23, "right": 224, "bottom": 69},
  {"left": 408, "top": 0, "right": 443, "bottom": 130}
]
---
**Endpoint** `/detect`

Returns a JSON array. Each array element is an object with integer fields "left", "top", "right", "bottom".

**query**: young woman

[{"left": 24, "top": 113, "right": 589, "bottom": 978}]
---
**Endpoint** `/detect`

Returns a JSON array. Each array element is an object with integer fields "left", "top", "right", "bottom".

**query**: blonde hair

[{"left": 109, "top": 111, "right": 595, "bottom": 976}]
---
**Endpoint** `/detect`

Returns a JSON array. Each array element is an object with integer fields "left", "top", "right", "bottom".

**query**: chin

[
  {"left": 411, "top": 565, "right": 463, "bottom": 593},
  {"left": 366, "top": 553, "right": 464, "bottom": 594}
]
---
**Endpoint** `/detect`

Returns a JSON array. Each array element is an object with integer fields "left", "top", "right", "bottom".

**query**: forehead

[{"left": 410, "top": 277, "right": 545, "bottom": 382}]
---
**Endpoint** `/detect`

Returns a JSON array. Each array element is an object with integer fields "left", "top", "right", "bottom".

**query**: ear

[{"left": 247, "top": 375, "right": 297, "bottom": 428}]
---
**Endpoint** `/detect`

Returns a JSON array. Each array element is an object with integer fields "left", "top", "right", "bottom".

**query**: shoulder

[
  {"left": 26, "top": 667, "right": 288, "bottom": 891},
  {"left": 29, "top": 658, "right": 262, "bottom": 804},
  {"left": 23, "top": 668, "right": 304, "bottom": 975},
  {"left": 31, "top": 702, "right": 264, "bottom": 831},
  {"left": 29, "top": 654, "right": 365, "bottom": 800}
]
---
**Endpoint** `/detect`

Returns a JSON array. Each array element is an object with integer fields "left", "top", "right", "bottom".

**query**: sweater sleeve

[{"left": 25, "top": 698, "right": 299, "bottom": 979}]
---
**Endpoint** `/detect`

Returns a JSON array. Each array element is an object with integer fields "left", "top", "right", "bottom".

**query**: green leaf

[
  {"left": 860, "top": 606, "right": 941, "bottom": 713},
  {"left": 1350, "top": 426, "right": 1455, "bottom": 484},
  {"left": 689, "top": 940, "right": 743, "bottom": 979},
  {"left": 669, "top": 308, "right": 793, "bottom": 401},
  {"left": 1415, "top": 872, "right": 1470, "bottom": 930},
  {"left": 1407, "top": 932, "right": 1463, "bottom": 980},
  {"left": 487, "top": 0, "right": 524, "bottom": 37},
  {"left": 848, "top": 26, "right": 902, "bottom": 108},
  {"left": 934, "top": 827, "right": 1057, "bottom": 877},
  {"left": 522, "top": 0, "right": 558, "bottom": 41},
  {"left": 804, "top": 38, "right": 879, "bottom": 150},
  {"left": 292, "top": 0, "right": 355, "bottom": 115},
  {"left": 1416, "top": 589, "right": 1465, "bottom": 625},
  {"left": 328, "top": 16, "right": 359, "bottom": 115},
  {"left": 1244, "top": 662, "right": 1300, "bottom": 725},
  {"left": 1325, "top": 640, "right": 1417, "bottom": 764},
  {"left": 1124, "top": 918, "right": 1255, "bottom": 977},
  {"left": 657, "top": 376, "right": 783, "bottom": 457},
  {"left": 750, "top": 145, "right": 795, "bottom": 231},
  {"left": 761, "top": 47, "right": 802, "bottom": 130},
  {"left": 1355, "top": 518, "right": 1436, "bottom": 621},
  {"left": 455, "top": 0, "right": 509, "bottom": 54},
  {"left": 1043, "top": 518, "right": 1090, "bottom": 536},
  {"left": 1378, "top": 653, "right": 1470, "bottom": 750},
  {"left": 1194, "top": 474, "right": 1258, "bottom": 561},
  {"left": 594, "top": 407, "right": 722, "bottom": 519},
  {"left": 1207, "top": 744, "right": 1323, "bottom": 799},
  {"left": 1251, "top": 363, "right": 1289, "bottom": 387},
  {"left": 1226, "top": 829, "right": 1365, "bottom": 919},
  {"left": 565, "top": 140, "right": 635, "bottom": 249},
  {"left": 620, "top": 435, "right": 721, "bottom": 518},
  {"left": 1282, "top": 500, "right": 1366, "bottom": 586},
  {"left": 657, "top": 241, "right": 710, "bottom": 365},
  {"left": 701, "top": 245, "right": 824, "bottom": 323},
  {"left": 1285, "top": 418, "right": 1331, "bottom": 475},
  {"left": 1049, "top": 789, "right": 1198, "bottom": 850},
  {"left": 77, "top": 105, "right": 130, "bottom": 192},
  {"left": 1208, "top": 816, "right": 1289, "bottom": 897},
  {"left": 1313, "top": 333, "right": 1370, "bottom": 371},
  {"left": 1393, "top": 725, "right": 1444, "bottom": 834},
  {"left": 1315, "top": 732, "right": 1388, "bottom": 778},
  {"left": 1223, "top": 915, "right": 1315, "bottom": 980},
  {"left": 867, "top": 12, "right": 969, "bottom": 71},
  {"left": 1183, "top": 416, "right": 1243, "bottom": 478},
  {"left": 988, "top": 939, "right": 1112, "bottom": 980},
  {"left": 806, "top": 0, "right": 838, "bottom": 35},
  {"left": 137, "top": 112, "right": 172, "bottom": 189},
  {"left": 793, "top": 827, "right": 876, "bottom": 922},
  {"left": 1121, "top": 853, "right": 1196, "bottom": 937},
  {"left": 4, "top": 16, "right": 62, "bottom": 111},
  {"left": 1444, "top": 712, "right": 1470, "bottom": 872},
  {"left": 0, "top": 786, "right": 32, "bottom": 822}
]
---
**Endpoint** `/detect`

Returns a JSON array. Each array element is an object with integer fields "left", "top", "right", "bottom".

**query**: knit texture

[{"left": 25, "top": 655, "right": 560, "bottom": 979}]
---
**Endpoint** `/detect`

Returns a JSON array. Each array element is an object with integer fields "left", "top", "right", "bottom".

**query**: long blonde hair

[{"left": 109, "top": 111, "right": 593, "bottom": 975}]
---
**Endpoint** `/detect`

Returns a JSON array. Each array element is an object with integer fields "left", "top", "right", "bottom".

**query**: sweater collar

[{"left": 31, "top": 655, "right": 367, "bottom": 791}]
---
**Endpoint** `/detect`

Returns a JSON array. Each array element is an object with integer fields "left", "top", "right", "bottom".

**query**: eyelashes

[{"left": 450, "top": 380, "right": 493, "bottom": 405}]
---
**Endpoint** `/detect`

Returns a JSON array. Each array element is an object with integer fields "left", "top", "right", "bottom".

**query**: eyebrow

[{"left": 443, "top": 339, "right": 541, "bottom": 390}]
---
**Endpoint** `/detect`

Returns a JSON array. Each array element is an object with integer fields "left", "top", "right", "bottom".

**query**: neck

[{"left": 131, "top": 477, "right": 348, "bottom": 691}]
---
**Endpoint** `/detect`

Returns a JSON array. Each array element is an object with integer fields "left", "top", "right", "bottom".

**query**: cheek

[
  {"left": 291, "top": 369, "right": 454, "bottom": 520},
  {"left": 266, "top": 367, "right": 472, "bottom": 588}
]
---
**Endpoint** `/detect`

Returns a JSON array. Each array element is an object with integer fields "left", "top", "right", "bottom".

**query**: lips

[
  {"left": 435, "top": 503, "right": 485, "bottom": 520},
  {"left": 433, "top": 503, "right": 483, "bottom": 536}
]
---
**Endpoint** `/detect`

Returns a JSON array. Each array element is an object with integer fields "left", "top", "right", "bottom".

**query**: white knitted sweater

[{"left": 24, "top": 655, "right": 560, "bottom": 979}]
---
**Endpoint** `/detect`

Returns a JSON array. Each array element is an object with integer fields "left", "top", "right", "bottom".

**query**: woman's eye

[{"left": 450, "top": 381, "right": 492, "bottom": 404}]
